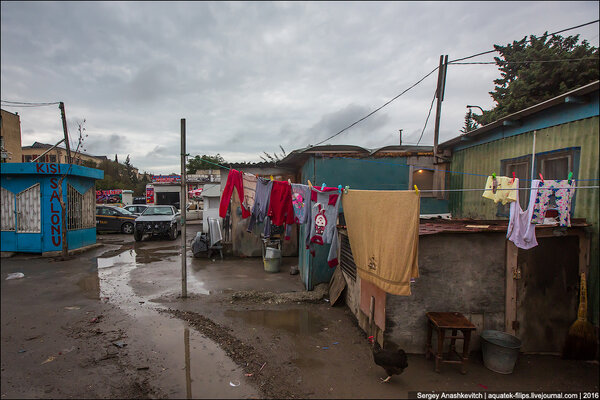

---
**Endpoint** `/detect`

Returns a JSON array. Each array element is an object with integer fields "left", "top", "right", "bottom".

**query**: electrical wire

[
  {"left": 416, "top": 87, "right": 438, "bottom": 146},
  {"left": 1, "top": 100, "right": 60, "bottom": 107},
  {"left": 312, "top": 65, "right": 440, "bottom": 147},
  {"left": 448, "top": 19, "right": 600, "bottom": 64}
]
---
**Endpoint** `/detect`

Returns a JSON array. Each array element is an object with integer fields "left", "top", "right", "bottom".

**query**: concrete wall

[
  {"left": 1, "top": 109, "right": 22, "bottom": 163},
  {"left": 342, "top": 232, "right": 506, "bottom": 354}
]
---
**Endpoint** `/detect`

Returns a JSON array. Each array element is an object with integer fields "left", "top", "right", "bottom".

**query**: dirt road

[{"left": 2, "top": 226, "right": 598, "bottom": 398}]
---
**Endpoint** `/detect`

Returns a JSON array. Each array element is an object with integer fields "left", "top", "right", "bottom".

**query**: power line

[
  {"left": 448, "top": 19, "right": 600, "bottom": 63},
  {"left": 416, "top": 87, "right": 438, "bottom": 146},
  {"left": 1, "top": 100, "right": 60, "bottom": 108},
  {"left": 313, "top": 66, "right": 440, "bottom": 146}
]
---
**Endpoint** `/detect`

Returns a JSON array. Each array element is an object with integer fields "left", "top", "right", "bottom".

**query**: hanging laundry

[
  {"left": 267, "top": 181, "right": 295, "bottom": 240},
  {"left": 342, "top": 190, "right": 419, "bottom": 296},
  {"left": 506, "top": 179, "right": 539, "bottom": 250},
  {"left": 306, "top": 186, "right": 342, "bottom": 267},
  {"left": 219, "top": 169, "right": 251, "bottom": 219},
  {"left": 247, "top": 177, "right": 273, "bottom": 233},
  {"left": 291, "top": 183, "right": 311, "bottom": 224},
  {"left": 531, "top": 179, "right": 576, "bottom": 227},
  {"left": 482, "top": 176, "right": 519, "bottom": 204},
  {"left": 242, "top": 173, "right": 258, "bottom": 212}
]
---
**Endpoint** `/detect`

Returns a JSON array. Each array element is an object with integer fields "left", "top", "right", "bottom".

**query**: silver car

[{"left": 134, "top": 205, "right": 181, "bottom": 241}]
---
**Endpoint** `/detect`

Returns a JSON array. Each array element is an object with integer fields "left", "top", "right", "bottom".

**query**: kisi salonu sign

[{"left": 34, "top": 163, "right": 63, "bottom": 248}]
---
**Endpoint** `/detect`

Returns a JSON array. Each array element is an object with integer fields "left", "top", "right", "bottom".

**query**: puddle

[
  {"left": 224, "top": 309, "right": 324, "bottom": 335},
  {"left": 83, "top": 248, "right": 257, "bottom": 398}
]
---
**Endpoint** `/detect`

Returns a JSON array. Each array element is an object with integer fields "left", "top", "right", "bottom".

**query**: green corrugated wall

[{"left": 449, "top": 116, "right": 599, "bottom": 325}]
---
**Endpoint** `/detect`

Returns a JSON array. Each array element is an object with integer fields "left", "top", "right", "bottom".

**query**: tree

[
  {"left": 259, "top": 145, "right": 286, "bottom": 163},
  {"left": 460, "top": 109, "right": 479, "bottom": 134},
  {"left": 474, "top": 33, "right": 599, "bottom": 126},
  {"left": 56, "top": 119, "right": 87, "bottom": 259},
  {"left": 186, "top": 154, "right": 226, "bottom": 174}
]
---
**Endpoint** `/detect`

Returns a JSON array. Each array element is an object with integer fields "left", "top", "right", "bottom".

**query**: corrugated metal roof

[
  {"left": 277, "top": 144, "right": 434, "bottom": 169},
  {"left": 440, "top": 80, "right": 599, "bottom": 150}
]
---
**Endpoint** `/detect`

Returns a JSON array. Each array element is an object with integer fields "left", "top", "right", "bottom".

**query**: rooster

[{"left": 368, "top": 336, "right": 408, "bottom": 383}]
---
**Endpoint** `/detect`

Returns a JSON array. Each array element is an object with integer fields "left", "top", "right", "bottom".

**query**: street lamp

[{"left": 466, "top": 105, "right": 484, "bottom": 114}]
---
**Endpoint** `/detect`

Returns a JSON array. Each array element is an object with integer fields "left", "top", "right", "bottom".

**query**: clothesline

[
  {"left": 195, "top": 158, "right": 599, "bottom": 192},
  {"left": 196, "top": 155, "right": 600, "bottom": 183},
  {"left": 416, "top": 186, "right": 599, "bottom": 192}
]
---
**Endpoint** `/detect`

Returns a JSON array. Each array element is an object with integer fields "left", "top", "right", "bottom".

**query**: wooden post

[
  {"left": 433, "top": 55, "right": 448, "bottom": 162},
  {"left": 505, "top": 240, "right": 519, "bottom": 335},
  {"left": 181, "top": 118, "right": 187, "bottom": 298},
  {"left": 59, "top": 102, "right": 72, "bottom": 164}
]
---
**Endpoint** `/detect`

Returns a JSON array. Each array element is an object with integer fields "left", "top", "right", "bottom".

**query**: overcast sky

[{"left": 1, "top": 1, "right": 598, "bottom": 174}]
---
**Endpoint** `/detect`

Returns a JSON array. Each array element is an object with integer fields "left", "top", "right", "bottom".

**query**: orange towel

[{"left": 342, "top": 190, "right": 419, "bottom": 295}]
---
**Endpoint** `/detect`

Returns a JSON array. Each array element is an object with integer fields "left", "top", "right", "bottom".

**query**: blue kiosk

[{"left": 1, "top": 162, "right": 103, "bottom": 254}]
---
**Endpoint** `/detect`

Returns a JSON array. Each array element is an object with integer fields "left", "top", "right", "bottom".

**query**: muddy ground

[{"left": 2, "top": 223, "right": 599, "bottom": 399}]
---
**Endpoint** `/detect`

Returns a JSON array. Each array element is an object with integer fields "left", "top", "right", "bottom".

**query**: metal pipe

[
  {"left": 32, "top": 138, "right": 65, "bottom": 162},
  {"left": 181, "top": 118, "right": 187, "bottom": 298}
]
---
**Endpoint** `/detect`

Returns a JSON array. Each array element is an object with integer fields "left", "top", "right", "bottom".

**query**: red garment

[
  {"left": 267, "top": 181, "right": 295, "bottom": 227},
  {"left": 219, "top": 169, "right": 251, "bottom": 219}
]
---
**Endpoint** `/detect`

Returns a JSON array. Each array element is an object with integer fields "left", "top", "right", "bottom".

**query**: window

[
  {"left": 409, "top": 166, "right": 435, "bottom": 197},
  {"left": 498, "top": 148, "right": 579, "bottom": 217},
  {"left": 24, "top": 155, "right": 32, "bottom": 162},
  {"left": 538, "top": 150, "right": 574, "bottom": 180},
  {"left": 500, "top": 155, "right": 531, "bottom": 214},
  {"left": 1, "top": 187, "right": 15, "bottom": 231},
  {"left": 49, "top": 155, "right": 57, "bottom": 163},
  {"left": 68, "top": 185, "right": 95, "bottom": 230}
]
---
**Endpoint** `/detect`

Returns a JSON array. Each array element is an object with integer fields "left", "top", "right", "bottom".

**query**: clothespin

[
  {"left": 511, "top": 172, "right": 516, "bottom": 184},
  {"left": 270, "top": 175, "right": 274, "bottom": 181},
  {"left": 307, "top": 180, "right": 312, "bottom": 188},
  {"left": 337, "top": 184, "right": 342, "bottom": 194},
  {"left": 344, "top": 185, "right": 349, "bottom": 194},
  {"left": 491, "top": 172, "right": 496, "bottom": 180},
  {"left": 539, "top": 173, "right": 544, "bottom": 183},
  {"left": 321, "top": 183, "right": 326, "bottom": 191},
  {"left": 414, "top": 185, "right": 419, "bottom": 195},
  {"left": 568, "top": 171, "right": 573, "bottom": 185}
]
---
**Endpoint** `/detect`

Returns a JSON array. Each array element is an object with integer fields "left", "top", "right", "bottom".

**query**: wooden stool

[{"left": 425, "top": 312, "right": 476, "bottom": 374}]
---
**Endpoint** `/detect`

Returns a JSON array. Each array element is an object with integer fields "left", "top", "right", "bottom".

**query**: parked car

[
  {"left": 96, "top": 205, "right": 137, "bottom": 234},
  {"left": 134, "top": 205, "right": 181, "bottom": 241},
  {"left": 123, "top": 204, "right": 149, "bottom": 216}
]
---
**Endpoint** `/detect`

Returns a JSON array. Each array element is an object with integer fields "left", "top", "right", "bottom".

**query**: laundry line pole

[{"left": 181, "top": 118, "right": 187, "bottom": 299}]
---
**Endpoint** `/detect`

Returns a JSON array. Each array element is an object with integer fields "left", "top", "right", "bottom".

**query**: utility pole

[
  {"left": 180, "top": 118, "right": 187, "bottom": 298},
  {"left": 399, "top": 129, "right": 403, "bottom": 146},
  {"left": 59, "top": 102, "right": 72, "bottom": 164},
  {"left": 433, "top": 55, "right": 448, "bottom": 162}
]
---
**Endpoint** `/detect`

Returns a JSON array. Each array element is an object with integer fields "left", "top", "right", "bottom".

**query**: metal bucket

[
  {"left": 480, "top": 330, "right": 522, "bottom": 374},
  {"left": 263, "top": 247, "right": 281, "bottom": 273}
]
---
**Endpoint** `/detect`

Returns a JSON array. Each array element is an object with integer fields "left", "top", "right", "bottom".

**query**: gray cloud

[{"left": 2, "top": 1, "right": 598, "bottom": 174}]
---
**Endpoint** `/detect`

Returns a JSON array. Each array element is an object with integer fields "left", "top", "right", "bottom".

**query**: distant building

[
  {"left": 21, "top": 141, "right": 108, "bottom": 166},
  {"left": 0, "top": 109, "right": 23, "bottom": 163}
]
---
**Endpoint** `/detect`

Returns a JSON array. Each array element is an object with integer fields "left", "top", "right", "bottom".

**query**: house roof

[
  {"left": 439, "top": 80, "right": 600, "bottom": 150},
  {"left": 201, "top": 183, "right": 221, "bottom": 197},
  {"left": 22, "top": 141, "right": 108, "bottom": 160},
  {"left": 277, "top": 144, "right": 433, "bottom": 169}
]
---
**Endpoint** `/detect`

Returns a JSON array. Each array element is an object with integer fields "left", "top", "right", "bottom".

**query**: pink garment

[
  {"left": 506, "top": 180, "right": 540, "bottom": 250},
  {"left": 219, "top": 169, "right": 251, "bottom": 219}
]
